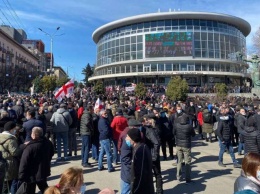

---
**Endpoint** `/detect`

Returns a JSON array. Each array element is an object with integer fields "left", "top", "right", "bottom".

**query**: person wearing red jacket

[
  {"left": 197, "top": 106, "right": 204, "bottom": 140},
  {"left": 110, "top": 109, "right": 128, "bottom": 165}
]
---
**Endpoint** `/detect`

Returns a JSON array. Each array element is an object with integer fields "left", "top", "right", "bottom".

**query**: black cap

[
  {"left": 127, "top": 128, "right": 141, "bottom": 142},
  {"left": 4, "top": 121, "right": 16, "bottom": 131},
  {"left": 116, "top": 108, "right": 123, "bottom": 115}
]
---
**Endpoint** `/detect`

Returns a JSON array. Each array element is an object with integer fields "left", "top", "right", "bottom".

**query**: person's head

[
  {"left": 240, "top": 108, "right": 246, "bottom": 116},
  {"left": 99, "top": 109, "right": 107, "bottom": 118},
  {"left": 98, "top": 188, "right": 115, "bottom": 194},
  {"left": 242, "top": 152, "right": 260, "bottom": 180},
  {"left": 0, "top": 111, "right": 9, "bottom": 119},
  {"left": 176, "top": 104, "right": 182, "bottom": 113},
  {"left": 4, "top": 121, "right": 16, "bottom": 135},
  {"left": 44, "top": 167, "right": 84, "bottom": 194},
  {"left": 60, "top": 103, "right": 67, "bottom": 109},
  {"left": 125, "top": 128, "right": 141, "bottom": 148},
  {"left": 26, "top": 108, "right": 36, "bottom": 119},
  {"left": 31, "top": 127, "right": 43, "bottom": 140},
  {"left": 87, "top": 105, "right": 94, "bottom": 114},
  {"left": 48, "top": 106, "right": 53, "bottom": 112}
]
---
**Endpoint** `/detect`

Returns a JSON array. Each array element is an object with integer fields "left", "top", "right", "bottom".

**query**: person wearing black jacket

[
  {"left": 44, "top": 106, "right": 56, "bottom": 151},
  {"left": 126, "top": 128, "right": 154, "bottom": 194},
  {"left": 68, "top": 102, "right": 78, "bottom": 156},
  {"left": 80, "top": 105, "right": 94, "bottom": 168},
  {"left": 18, "top": 127, "right": 54, "bottom": 194},
  {"left": 173, "top": 114, "right": 195, "bottom": 184},
  {"left": 241, "top": 116, "right": 260, "bottom": 154},
  {"left": 216, "top": 108, "right": 241, "bottom": 168},
  {"left": 140, "top": 116, "right": 163, "bottom": 194}
]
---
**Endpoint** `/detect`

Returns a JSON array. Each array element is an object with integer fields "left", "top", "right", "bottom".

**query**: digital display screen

[{"left": 145, "top": 32, "right": 193, "bottom": 58}]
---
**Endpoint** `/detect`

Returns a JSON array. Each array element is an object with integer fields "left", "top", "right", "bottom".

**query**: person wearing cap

[
  {"left": 110, "top": 108, "right": 128, "bottom": 165},
  {"left": 50, "top": 103, "right": 72, "bottom": 162},
  {"left": 118, "top": 119, "right": 142, "bottom": 194},
  {"left": 0, "top": 121, "right": 22, "bottom": 193},
  {"left": 125, "top": 128, "right": 154, "bottom": 194}
]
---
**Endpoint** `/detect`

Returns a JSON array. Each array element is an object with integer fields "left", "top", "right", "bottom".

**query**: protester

[
  {"left": 98, "top": 109, "right": 114, "bottom": 172},
  {"left": 111, "top": 108, "right": 128, "bottom": 165},
  {"left": 50, "top": 103, "right": 72, "bottom": 162},
  {"left": 126, "top": 128, "right": 154, "bottom": 193},
  {"left": 234, "top": 152, "right": 260, "bottom": 193},
  {"left": 0, "top": 121, "right": 21, "bottom": 194},
  {"left": 18, "top": 127, "right": 54, "bottom": 194},
  {"left": 173, "top": 114, "right": 195, "bottom": 184},
  {"left": 80, "top": 105, "right": 94, "bottom": 167}
]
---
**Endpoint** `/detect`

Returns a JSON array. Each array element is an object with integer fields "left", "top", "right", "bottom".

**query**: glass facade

[{"left": 96, "top": 19, "right": 246, "bottom": 67}]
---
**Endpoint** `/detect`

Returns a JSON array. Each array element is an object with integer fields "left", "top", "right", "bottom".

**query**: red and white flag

[
  {"left": 94, "top": 98, "right": 103, "bottom": 110},
  {"left": 54, "top": 80, "right": 74, "bottom": 102}
]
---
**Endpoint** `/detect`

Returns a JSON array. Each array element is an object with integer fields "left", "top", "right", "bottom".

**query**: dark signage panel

[{"left": 145, "top": 32, "right": 193, "bottom": 58}]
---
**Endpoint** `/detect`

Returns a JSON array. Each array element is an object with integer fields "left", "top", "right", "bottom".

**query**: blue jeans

[
  {"left": 112, "top": 139, "right": 119, "bottom": 163},
  {"left": 81, "top": 135, "right": 91, "bottom": 164},
  {"left": 120, "top": 179, "right": 131, "bottom": 194},
  {"left": 238, "top": 142, "right": 244, "bottom": 154},
  {"left": 55, "top": 131, "right": 68, "bottom": 158},
  {"left": 218, "top": 139, "right": 236, "bottom": 163},
  {"left": 92, "top": 137, "right": 99, "bottom": 160},
  {"left": 98, "top": 139, "right": 114, "bottom": 171}
]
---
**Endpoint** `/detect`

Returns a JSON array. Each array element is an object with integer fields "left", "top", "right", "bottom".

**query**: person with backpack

[{"left": 202, "top": 106, "right": 214, "bottom": 142}]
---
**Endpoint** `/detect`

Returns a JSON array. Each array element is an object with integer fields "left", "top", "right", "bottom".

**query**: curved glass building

[{"left": 90, "top": 12, "right": 251, "bottom": 86}]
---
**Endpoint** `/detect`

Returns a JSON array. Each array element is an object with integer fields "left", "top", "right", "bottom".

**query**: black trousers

[
  {"left": 161, "top": 137, "right": 174, "bottom": 158},
  {"left": 25, "top": 180, "right": 48, "bottom": 194},
  {"left": 152, "top": 159, "right": 163, "bottom": 194}
]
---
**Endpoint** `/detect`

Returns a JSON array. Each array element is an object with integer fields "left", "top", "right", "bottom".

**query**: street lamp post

[{"left": 38, "top": 27, "right": 63, "bottom": 72}]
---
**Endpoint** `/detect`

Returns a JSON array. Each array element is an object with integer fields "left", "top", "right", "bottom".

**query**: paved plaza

[{"left": 45, "top": 136, "right": 242, "bottom": 194}]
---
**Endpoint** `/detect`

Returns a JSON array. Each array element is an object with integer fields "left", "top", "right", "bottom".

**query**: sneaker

[
  {"left": 98, "top": 166, "right": 105, "bottom": 171},
  {"left": 67, "top": 153, "right": 72, "bottom": 157},
  {"left": 82, "top": 163, "right": 92, "bottom": 168},
  {"left": 185, "top": 180, "right": 195, "bottom": 185},
  {"left": 56, "top": 157, "right": 62, "bottom": 162},
  {"left": 108, "top": 168, "right": 115, "bottom": 173},
  {"left": 234, "top": 163, "right": 241, "bottom": 168},
  {"left": 64, "top": 157, "right": 70, "bottom": 161},
  {"left": 218, "top": 162, "right": 226, "bottom": 167}
]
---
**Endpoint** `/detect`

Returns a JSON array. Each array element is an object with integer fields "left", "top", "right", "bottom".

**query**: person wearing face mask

[
  {"left": 216, "top": 108, "right": 241, "bottom": 168},
  {"left": 0, "top": 121, "right": 22, "bottom": 194},
  {"left": 125, "top": 128, "right": 154, "bottom": 194},
  {"left": 118, "top": 119, "right": 143, "bottom": 194},
  {"left": 234, "top": 152, "right": 260, "bottom": 193}
]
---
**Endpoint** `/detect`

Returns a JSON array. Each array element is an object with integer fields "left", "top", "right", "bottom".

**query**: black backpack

[{"left": 203, "top": 111, "right": 212, "bottom": 123}]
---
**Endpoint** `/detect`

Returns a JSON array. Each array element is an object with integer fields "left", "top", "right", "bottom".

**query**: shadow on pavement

[{"left": 163, "top": 169, "right": 233, "bottom": 193}]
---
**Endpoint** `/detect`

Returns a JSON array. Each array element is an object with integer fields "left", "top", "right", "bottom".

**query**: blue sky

[{"left": 1, "top": 0, "right": 260, "bottom": 81}]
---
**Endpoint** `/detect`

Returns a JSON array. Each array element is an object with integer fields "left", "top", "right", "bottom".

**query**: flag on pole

[
  {"left": 94, "top": 98, "right": 103, "bottom": 110},
  {"left": 54, "top": 80, "right": 75, "bottom": 102}
]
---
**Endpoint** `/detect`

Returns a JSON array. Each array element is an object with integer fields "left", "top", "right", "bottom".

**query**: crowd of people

[{"left": 0, "top": 91, "right": 260, "bottom": 193}]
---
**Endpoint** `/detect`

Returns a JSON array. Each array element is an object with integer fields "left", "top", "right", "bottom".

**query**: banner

[{"left": 125, "top": 86, "right": 135, "bottom": 92}]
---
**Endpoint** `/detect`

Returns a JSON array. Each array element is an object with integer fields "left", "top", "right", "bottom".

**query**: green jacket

[{"left": 0, "top": 132, "right": 21, "bottom": 180}]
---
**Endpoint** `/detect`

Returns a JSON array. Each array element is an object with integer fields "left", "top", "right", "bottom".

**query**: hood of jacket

[{"left": 57, "top": 108, "right": 66, "bottom": 114}]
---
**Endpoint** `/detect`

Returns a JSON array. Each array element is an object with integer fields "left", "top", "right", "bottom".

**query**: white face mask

[
  {"left": 257, "top": 171, "right": 260, "bottom": 181},
  {"left": 177, "top": 110, "right": 182, "bottom": 114}
]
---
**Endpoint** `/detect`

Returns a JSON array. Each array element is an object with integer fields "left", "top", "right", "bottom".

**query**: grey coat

[
  {"left": 50, "top": 108, "right": 72, "bottom": 133},
  {"left": 234, "top": 170, "right": 260, "bottom": 193}
]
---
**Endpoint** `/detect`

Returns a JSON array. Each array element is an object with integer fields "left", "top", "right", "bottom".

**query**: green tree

[
  {"left": 32, "top": 76, "right": 42, "bottom": 93},
  {"left": 166, "top": 76, "right": 189, "bottom": 101},
  {"left": 134, "top": 82, "right": 147, "bottom": 98},
  {"left": 82, "top": 63, "right": 93, "bottom": 86},
  {"left": 40, "top": 75, "right": 57, "bottom": 93},
  {"left": 215, "top": 83, "right": 228, "bottom": 101},
  {"left": 93, "top": 80, "right": 104, "bottom": 95},
  {"left": 56, "top": 77, "right": 69, "bottom": 87}
]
